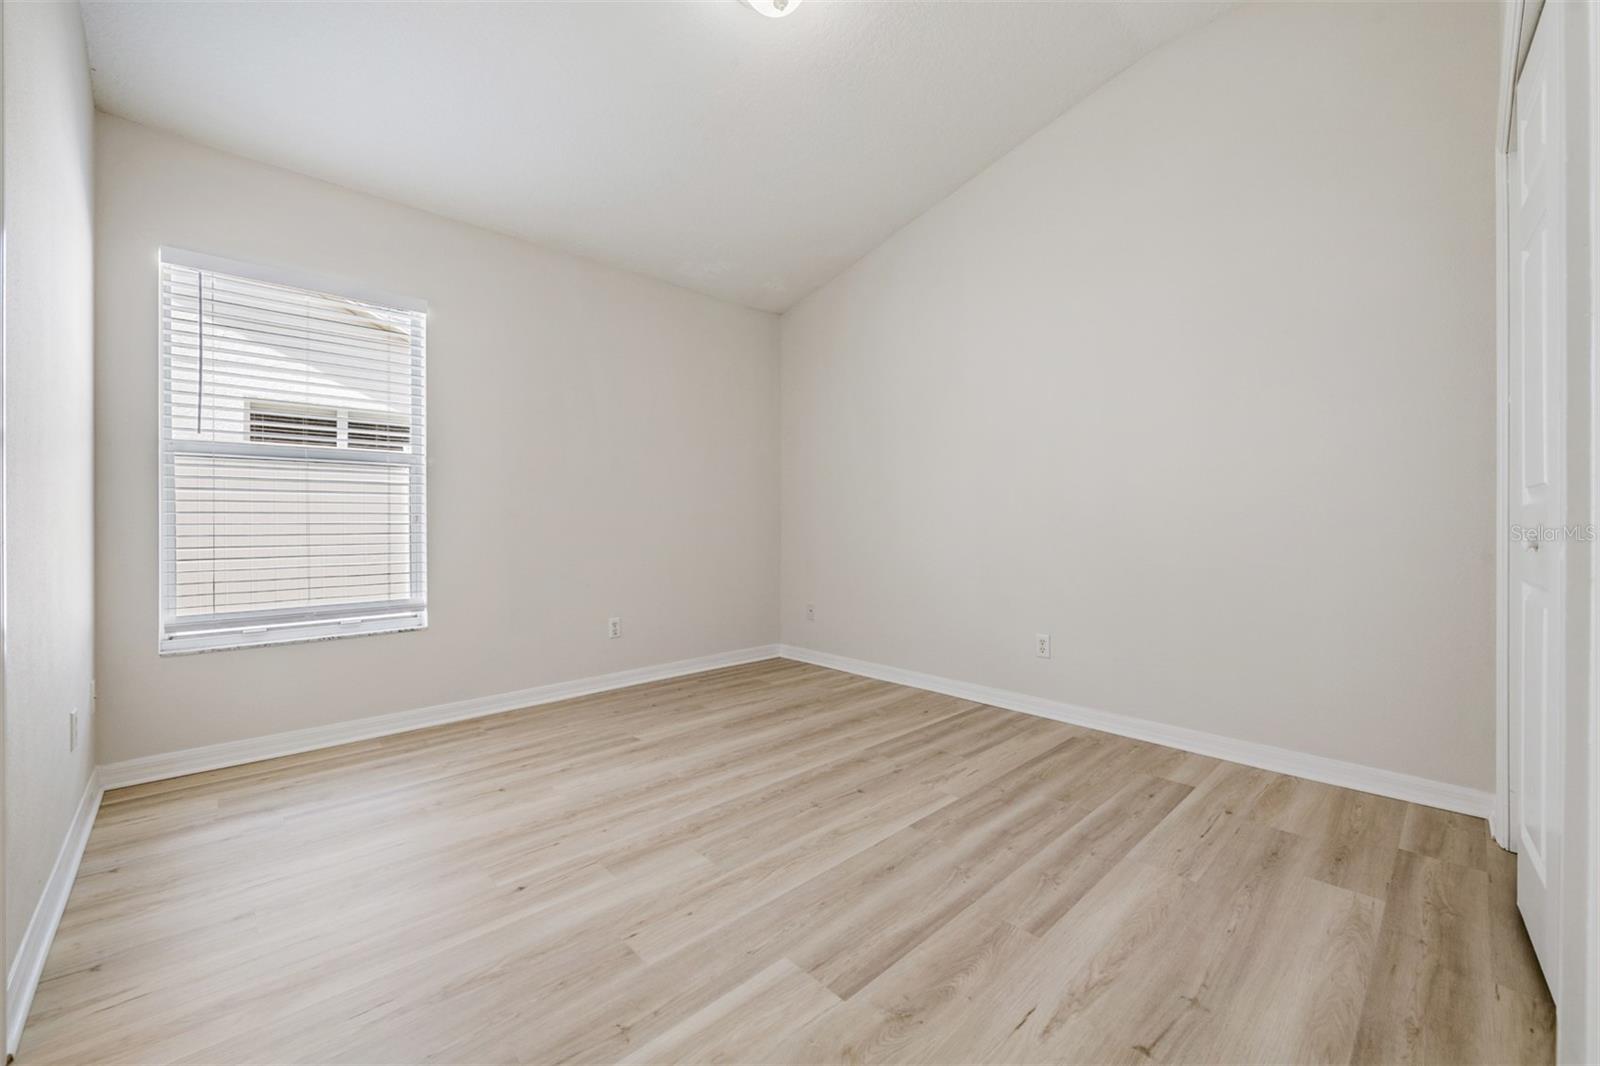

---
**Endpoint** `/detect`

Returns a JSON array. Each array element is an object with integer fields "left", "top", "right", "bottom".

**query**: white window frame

[{"left": 157, "top": 248, "right": 429, "bottom": 654}]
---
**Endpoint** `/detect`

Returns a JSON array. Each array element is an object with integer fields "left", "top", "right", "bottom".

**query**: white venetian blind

[{"left": 158, "top": 249, "right": 428, "bottom": 653}]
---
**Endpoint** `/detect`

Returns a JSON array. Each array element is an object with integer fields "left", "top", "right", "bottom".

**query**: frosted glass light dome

[{"left": 741, "top": 0, "right": 802, "bottom": 18}]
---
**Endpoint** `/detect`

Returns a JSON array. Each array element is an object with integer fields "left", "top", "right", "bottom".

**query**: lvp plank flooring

[{"left": 17, "top": 658, "right": 1555, "bottom": 1064}]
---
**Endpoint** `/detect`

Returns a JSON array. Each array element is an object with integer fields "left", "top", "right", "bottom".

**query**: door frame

[
  {"left": 0, "top": 0, "right": 8, "bottom": 1053},
  {"left": 1493, "top": 0, "right": 1515, "bottom": 856},
  {"left": 1586, "top": 1, "right": 1600, "bottom": 1056}
]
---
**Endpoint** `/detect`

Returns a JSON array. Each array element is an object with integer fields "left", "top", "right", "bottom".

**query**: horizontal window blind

[{"left": 159, "top": 249, "right": 427, "bottom": 652}]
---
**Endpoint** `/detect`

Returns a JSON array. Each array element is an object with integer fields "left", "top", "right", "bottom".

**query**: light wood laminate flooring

[{"left": 17, "top": 659, "right": 1555, "bottom": 1064}]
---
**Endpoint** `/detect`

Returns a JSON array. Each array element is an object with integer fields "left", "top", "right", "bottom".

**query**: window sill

[{"left": 159, "top": 612, "right": 427, "bottom": 655}]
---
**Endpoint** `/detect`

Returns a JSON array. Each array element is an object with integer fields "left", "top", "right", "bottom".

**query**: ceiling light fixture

[{"left": 741, "top": 0, "right": 802, "bottom": 18}]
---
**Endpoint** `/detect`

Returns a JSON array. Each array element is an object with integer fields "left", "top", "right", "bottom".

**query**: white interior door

[{"left": 1508, "top": 0, "right": 1566, "bottom": 988}]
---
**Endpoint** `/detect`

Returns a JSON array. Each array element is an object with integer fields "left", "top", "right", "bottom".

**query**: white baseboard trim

[
  {"left": 98, "top": 644, "right": 782, "bottom": 791},
  {"left": 1489, "top": 802, "right": 1509, "bottom": 851},
  {"left": 6, "top": 768, "right": 104, "bottom": 1056},
  {"left": 778, "top": 644, "right": 1494, "bottom": 818}
]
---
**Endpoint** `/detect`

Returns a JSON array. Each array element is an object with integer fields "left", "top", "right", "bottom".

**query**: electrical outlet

[
  {"left": 806, "top": 603, "right": 815, "bottom": 622},
  {"left": 608, "top": 616, "right": 622, "bottom": 640},
  {"left": 68, "top": 710, "right": 79, "bottom": 752},
  {"left": 1035, "top": 633, "right": 1051, "bottom": 659}
]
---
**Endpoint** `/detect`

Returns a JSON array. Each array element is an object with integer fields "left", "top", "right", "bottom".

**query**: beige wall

[
  {"left": 4, "top": 1, "right": 97, "bottom": 969},
  {"left": 95, "top": 2, "right": 1500, "bottom": 793},
  {"left": 95, "top": 115, "right": 779, "bottom": 764},
  {"left": 780, "top": 1, "right": 1500, "bottom": 789}
]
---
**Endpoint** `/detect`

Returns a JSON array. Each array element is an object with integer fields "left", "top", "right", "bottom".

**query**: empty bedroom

[{"left": 2, "top": 0, "right": 1595, "bottom": 1062}]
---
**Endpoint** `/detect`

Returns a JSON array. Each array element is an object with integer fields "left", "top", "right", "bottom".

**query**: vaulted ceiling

[{"left": 82, "top": 0, "right": 1232, "bottom": 311}]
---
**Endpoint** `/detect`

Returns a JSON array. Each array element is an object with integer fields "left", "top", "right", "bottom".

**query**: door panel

[
  {"left": 1518, "top": 582, "right": 1551, "bottom": 881},
  {"left": 1508, "top": 0, "right": 1565, "bottom": 989}
]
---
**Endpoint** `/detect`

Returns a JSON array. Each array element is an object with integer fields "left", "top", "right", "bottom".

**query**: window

[{"left": 158, "top": 249, "right": 427, "bottom": 653}]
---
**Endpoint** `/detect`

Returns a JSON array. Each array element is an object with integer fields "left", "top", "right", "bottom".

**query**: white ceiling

[{"left": 81, "top": 0, "right": 1231, "bottom": 312}]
